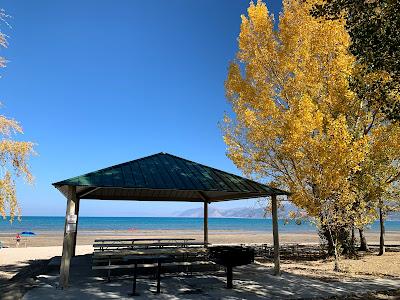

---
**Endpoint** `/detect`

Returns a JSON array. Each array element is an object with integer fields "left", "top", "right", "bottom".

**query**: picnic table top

[
  {"left": 93, "top": 241, "right": 205, "bottom": 248},
  {"left": 93, "top": 247, "right": 208, "bottom": 257},
  {"left": 94, "top": 238, "right": 196, "bottom": 243}
]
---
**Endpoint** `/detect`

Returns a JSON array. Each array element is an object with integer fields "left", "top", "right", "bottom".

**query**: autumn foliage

[
  {"left": 0, "top": 10, "right": 35, "bottom": 220},
  {"left": 223, "top": 0, "right": 400, "bottom": 268}
]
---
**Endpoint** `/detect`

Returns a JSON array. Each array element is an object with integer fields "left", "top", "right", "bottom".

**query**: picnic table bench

[
  {"left": 368, "top": 244, "right": 400, "bottom": 252},
  {"left": 369, "top": 244, "right": 400, "bottom": 247},
  {"left": 255, "top": 243, "right": 327, "bottom": 259}
]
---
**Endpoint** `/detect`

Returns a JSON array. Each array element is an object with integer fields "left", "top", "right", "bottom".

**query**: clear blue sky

[{"left": 1, "top": 0, "right": 282, "bottom": 217}]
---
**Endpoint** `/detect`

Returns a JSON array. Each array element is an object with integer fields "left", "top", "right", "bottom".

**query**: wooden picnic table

[
  {"left": 91, "top": 245, "right": 219, "bottom": 283},
  {"left": 123, "top": 254, "right": 173, "bottom": 295}
]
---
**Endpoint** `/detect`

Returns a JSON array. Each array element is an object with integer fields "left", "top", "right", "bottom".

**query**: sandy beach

[{"left": 1, "top": 229, "right": 399, "bottom": 248}]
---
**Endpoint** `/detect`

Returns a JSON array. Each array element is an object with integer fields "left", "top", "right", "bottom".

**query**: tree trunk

[
  {"left": 328, "top": 230, "right": 340, "bottom": 272},
  {"left": 378, "top": 207, "right": 385, "bottom": 256},
  {"left": 333, "top": 243, "right": 340, "bottom": 271},
  {"left": 358, "top": 228, "right": 369, "bottom": 251},
  {"left": 348, "top": 225, "right": 356, "bottom": 257},
  {"left": 320, "top": 226, "right": 335, "bottom": 256}
]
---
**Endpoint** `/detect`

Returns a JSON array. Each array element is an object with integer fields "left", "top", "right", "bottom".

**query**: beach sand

[{"left": 1, "top": 229, "right": 399, "bottom": 248}]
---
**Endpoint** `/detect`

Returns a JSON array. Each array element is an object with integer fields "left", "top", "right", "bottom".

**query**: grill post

[{"left": 209, "top": 246, "right": 254, "bottom": 289}]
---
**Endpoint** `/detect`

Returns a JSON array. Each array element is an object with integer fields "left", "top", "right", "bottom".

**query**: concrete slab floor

[{"left": 22, "top": 255, "right": 400, "bottom": 300}]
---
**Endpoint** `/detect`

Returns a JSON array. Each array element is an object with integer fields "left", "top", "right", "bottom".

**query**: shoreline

[
  {"left": 1, "top": 228, "right": 398, "bottom": 234},
  {"left": 0, "top": 229, "right": 321, "bottom": 235},
  {"left": 1, "top": 229, "right": 399, "bottom": 248},
  {"left": 3, "top": 217, "right": 399, "bottom": 233}
]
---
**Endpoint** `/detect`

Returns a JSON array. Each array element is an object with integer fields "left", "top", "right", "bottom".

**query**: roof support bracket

[
  {"left": 197, "top": 191, "right": 210, "bottom": 203},
  {"left": 77, "top": 187, "right": 100, "bottom": 198}
]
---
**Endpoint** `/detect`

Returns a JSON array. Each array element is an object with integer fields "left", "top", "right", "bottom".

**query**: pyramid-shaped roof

[{"left": 53, "top": 153, "right": 288, "bottom": 202}]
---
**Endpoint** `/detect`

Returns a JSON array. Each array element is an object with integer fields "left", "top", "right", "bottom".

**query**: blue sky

[{"left": 1, "top": 0, "right": 282, "bottom": 217}]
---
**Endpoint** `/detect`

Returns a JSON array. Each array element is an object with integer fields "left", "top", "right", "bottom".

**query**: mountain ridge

[
  {"left": 173, "top": 206, "right": 400, "bottom": 220},
  {"left": 173, "top": 206, "right": 268, "bottom": 219}
]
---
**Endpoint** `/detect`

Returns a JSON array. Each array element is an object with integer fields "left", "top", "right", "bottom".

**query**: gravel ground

[{"left": 256, "top": 251, "right": 400, "bottom": 281}]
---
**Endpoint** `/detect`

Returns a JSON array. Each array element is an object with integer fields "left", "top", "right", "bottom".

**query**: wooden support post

[
  {"left": 59, "top": 186, "right": 78, "bottom": 289},
  {"left": 72, "top": 198, "right": 80, "bottom": 257},
  {"left": 271, "top": 194, "right": 281, "bottom": 276},
  {"left": 204, "top": 201, "right": 208, "bottom": 247}
]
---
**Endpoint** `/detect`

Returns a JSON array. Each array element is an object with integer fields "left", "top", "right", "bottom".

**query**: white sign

[
  {"left": 66, "top": 223, "right": 77, "bottom": 233},
  {"left": 67, "top": 214, "right": 77, "bottom": 224}
]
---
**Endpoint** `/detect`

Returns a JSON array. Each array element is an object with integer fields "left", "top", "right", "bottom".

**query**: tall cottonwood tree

[
  {"left": 0, "top": 10, "right": 35, "bottom": 221},
  {"left": 354, "top": 124, "right": 400, "bottom": 254},
  {"left": 223, "top": 0, "right": 400, "bottom": 269}
]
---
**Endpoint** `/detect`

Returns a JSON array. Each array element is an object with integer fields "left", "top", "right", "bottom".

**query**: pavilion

[{"left": 53, "top": 152, "right": 289, "bottom": 289}]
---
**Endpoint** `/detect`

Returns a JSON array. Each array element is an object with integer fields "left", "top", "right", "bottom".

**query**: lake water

[{"left": 1, "top": 216, "right": 399, "bottom": 234}]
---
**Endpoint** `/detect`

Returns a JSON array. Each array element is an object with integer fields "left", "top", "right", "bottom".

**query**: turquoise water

[{"left": 1, "top": 216, "right": 399, "bottom": 234}]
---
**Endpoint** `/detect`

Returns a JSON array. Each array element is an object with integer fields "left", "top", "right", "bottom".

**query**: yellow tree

[
  {"left": 0, "top": 10, "right": 35, "bottom": 221},
  {"left": 354, "top": 124, "right": 400, "bottom": 255},
  {"left": 223, "top": 0, "right": 371, "bottom": 270}
]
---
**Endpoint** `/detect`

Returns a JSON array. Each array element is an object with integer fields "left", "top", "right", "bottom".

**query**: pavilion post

[
  {"left": 72, "top": 198, "right": 80, "bottom": 257},
  {"left": 271, "top": 194, "right": 281, "bottom": 275},
  {"left": 59, "top": 186, "right": 78, "bottom": 289},
  {"left": 204, "top": 201, "right": 208, "bottom": 247}
]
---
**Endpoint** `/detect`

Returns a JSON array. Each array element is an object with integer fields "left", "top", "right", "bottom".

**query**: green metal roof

[{"left": 53, "top": 152, "right": 288, "bottom": 202}]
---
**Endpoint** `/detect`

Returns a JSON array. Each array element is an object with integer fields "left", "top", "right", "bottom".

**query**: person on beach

[{"left": 15, "top": 233, "right": 21, "bottom": 247}]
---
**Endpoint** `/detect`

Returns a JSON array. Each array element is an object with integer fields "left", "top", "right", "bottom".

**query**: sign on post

[{"left": 66, "top": 214, "right": 77, "bottom": 233}]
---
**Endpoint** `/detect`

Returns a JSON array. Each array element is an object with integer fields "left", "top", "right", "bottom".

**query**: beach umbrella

[
  {"left": 19, "top": 231, "right": 36, "bottom": 247},
  {"left": 20, "top": 231, "right": 36, "bottom": 236}
]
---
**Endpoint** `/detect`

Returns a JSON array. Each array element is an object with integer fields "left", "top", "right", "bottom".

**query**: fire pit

[{"left": 208, "top": 245, "right": 255, "bottom": 288}]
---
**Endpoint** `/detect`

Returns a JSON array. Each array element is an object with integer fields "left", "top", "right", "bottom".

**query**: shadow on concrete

[
  {"left": 0, "top": 259, "right": 49, "bottom": 300},
  {"left": 10, "top": 254, "right": 400, "bottom": 300}
]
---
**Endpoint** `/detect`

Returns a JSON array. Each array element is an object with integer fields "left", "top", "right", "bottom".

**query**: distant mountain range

[
  {"left": 173, "top": 204, "right": 301, "bottom": 219},
  {"left": 388, "top": 212, "right": 400, "bottom": 221},
  {"left": 173, "top": 207, "right": 267, "bottom": 218},
  {"left": 173, "top": 206, "right": 400, "bottom": 220}
]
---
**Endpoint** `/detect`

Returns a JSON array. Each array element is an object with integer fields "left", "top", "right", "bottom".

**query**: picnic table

[
  {"left": 123, "top": 254, "right": 172, "bottom": 295},
  {"left": 92, "top": 240, "right": 211, "bottom": 281}
]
